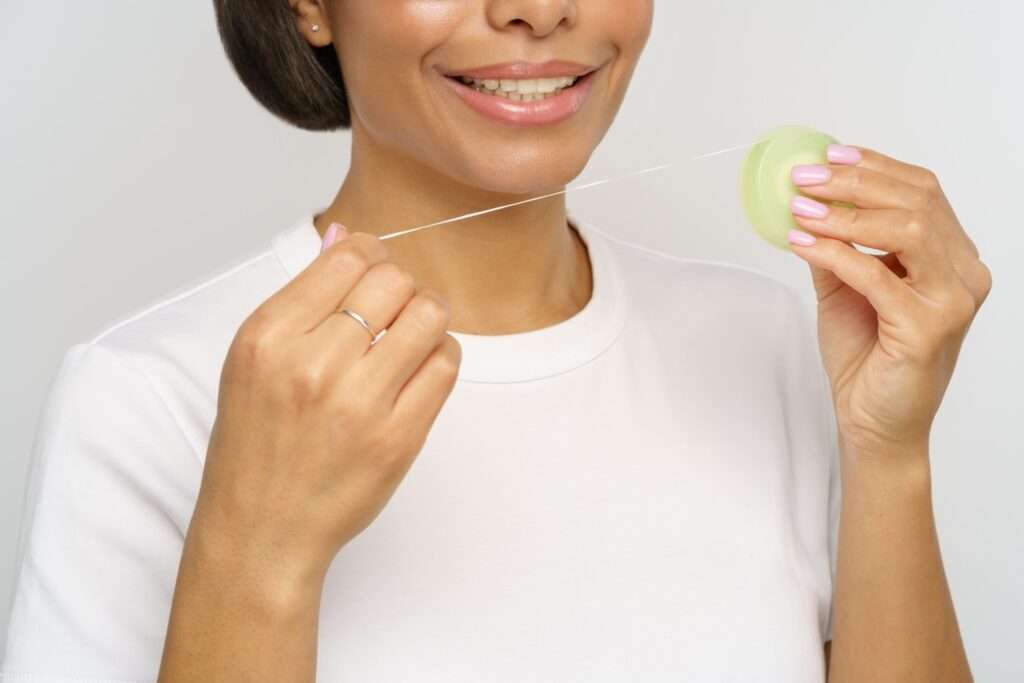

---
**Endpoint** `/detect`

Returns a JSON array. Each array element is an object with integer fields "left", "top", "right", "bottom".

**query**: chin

[{"left": 455, "top": 147, "right": 595, "bottom": 197}]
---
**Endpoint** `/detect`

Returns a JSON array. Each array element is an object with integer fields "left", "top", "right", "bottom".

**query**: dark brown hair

[{"left": 212, "top": 1, "right": 350, "bottom": 130}]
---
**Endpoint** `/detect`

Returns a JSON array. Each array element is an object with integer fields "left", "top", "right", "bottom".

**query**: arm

[
  {"left": 781, "top": 142, "right": 989, "bottom": 682},
  {"left": 157, "top": 516, "right": 326, "bottom": 682},
  {"left": 158, "top": 227, "right": 460, "bottom": 681},
  {"left": 826, "top": 439, "right": 972, "bottom": 682}
]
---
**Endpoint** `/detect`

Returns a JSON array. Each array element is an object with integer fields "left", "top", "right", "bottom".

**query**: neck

[{"left": 311, "top": 127, "right": 592, "bottom": 336}]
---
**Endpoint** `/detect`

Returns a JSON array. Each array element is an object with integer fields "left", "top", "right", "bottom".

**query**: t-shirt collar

[{"left": 271, "top": 209, "right": 628, "bottom": 384}]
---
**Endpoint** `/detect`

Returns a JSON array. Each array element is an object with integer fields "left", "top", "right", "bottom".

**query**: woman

[{"left": 1, "top": 1, "right": 987, "bottom": 681}]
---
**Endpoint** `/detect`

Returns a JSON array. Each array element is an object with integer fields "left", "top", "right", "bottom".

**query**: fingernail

[
  {"left": 792, "top": 164, "right": 832, "bottom": 186},
  {"left": 320, "top": 224, "right": 338, "bottom": 253},
  {"left": 791, "top": 195, "right": 830, "bottom": 219},
  {"left": 320, "top": 222, "right": 348, "bottom": 253},
  {"left": 827, "top": 144, "right": 862, "bottom": 165},
  {"left": 788, "top": 229, "right": 817, "bottom": 247}
]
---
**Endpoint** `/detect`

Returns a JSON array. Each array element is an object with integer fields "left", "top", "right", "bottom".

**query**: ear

[{"left": 289, "top": 0, "right": 333, "bottom": 46}]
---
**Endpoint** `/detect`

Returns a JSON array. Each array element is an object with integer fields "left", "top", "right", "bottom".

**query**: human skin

[
  {"left": 307, "top": 0, "right": 654, "bottom": 336},
  {"left": 783, "top": 145, "right": 990, "bottom": 680},
  {"left": 161, "top": 0, "right": 986, "bottom": 679},
  {"left": 300, "top": 0, "right": 985, "bottom": 676},
  {"left": 158, "top": 1, "right": 654, "bottom": 681}
]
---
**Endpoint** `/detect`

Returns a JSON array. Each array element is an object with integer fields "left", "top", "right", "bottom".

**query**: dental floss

[
  {"left": 376, "top": 125, "right": 842, "bottom": 250},
  {"left": 738, "top": 125, "right": 847, "bottom": 251},
  {"left": 377, "top": 139, "right": 766, "bottom": 242}
]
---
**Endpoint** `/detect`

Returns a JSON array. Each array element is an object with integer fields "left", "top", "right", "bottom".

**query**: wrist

[
  {"left": 838, "top": 435, "right": 933, "bottom": 496},
  {"left": 183, "top": 511, "right": 328, "bottom": 622}
]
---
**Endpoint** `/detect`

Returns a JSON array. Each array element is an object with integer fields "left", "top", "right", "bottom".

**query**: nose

[{"left": 487, "top": 0, "right": 578, "bottom": 37}]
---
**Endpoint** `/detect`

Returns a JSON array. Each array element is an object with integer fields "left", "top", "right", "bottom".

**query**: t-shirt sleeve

[
  {"left": 823, "top": 383, "right": 841, "bottom": 643},
  {"left": 2, "top": 343, "right": 200, "bottom": 682},
  {"left": 801, "top": 295, "right": 842, "bottom": 644},
  {"left": 781, "top": 285, "right": 842, "bottom": 645}
]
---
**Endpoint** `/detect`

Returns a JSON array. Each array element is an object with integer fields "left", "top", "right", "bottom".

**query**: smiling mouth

[{"left": 445, "top": 75, "right": 584, "bottom": 102}]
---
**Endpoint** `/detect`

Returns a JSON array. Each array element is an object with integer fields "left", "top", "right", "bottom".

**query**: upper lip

[{"left": 439, "top": 59, "right": 599, "bottom": 80}]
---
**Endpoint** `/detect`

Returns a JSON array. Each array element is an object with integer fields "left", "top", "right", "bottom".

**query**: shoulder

[
  {"left": 71, "top": 236, "right": 290, "bottom": 423},
  {"left": 34, "top": 340, "right": 202, "bottom": 479},
  {"left": 86, "top": 243, "right": 283, "bottom": 354},
  {"left": 45, "top": 226, "right": 295, "bottom": 468}
]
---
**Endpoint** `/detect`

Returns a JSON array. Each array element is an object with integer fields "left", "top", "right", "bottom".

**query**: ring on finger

[{"left": 336, "top": 308, "right": 388, "bottom": 345}]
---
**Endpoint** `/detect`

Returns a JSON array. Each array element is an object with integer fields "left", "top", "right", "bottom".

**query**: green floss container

[{"left": 739, "top": 124, "right": 853, "bottom": 251}]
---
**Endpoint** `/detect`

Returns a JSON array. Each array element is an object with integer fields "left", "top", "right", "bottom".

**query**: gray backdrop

[{"left": 2, "top": 2, "right": 1021, "bottom": 679}]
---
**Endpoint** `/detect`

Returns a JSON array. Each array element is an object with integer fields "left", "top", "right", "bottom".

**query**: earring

[{"left": 311, "top": 23, "right": 320, "bottom": 32}]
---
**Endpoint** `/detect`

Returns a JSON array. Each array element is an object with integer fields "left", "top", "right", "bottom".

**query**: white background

[{"left": 2, "top": 2, "right": 1021, "bottom": 679}]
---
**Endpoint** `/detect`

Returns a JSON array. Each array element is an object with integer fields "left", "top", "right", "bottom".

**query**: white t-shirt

[{"left": 2, "top": 211, "right": 841, "bottom": 682}]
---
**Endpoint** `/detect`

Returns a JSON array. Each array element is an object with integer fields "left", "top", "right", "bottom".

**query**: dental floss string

[{"left": 377, "top": 138, "right": 766, "bottom": 241}]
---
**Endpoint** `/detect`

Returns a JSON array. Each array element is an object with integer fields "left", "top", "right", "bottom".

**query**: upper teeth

[{"left": 457, "top": 75, "right": 579, "bottom": 98}]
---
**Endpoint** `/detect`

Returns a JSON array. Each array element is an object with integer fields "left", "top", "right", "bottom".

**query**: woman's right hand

[{"left": 190, "top": 223, "right": 461, "bottom": 594}]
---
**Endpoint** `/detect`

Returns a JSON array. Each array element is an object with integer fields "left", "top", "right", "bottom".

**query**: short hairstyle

[{"left": 212, "top": 0, "right": 351, "bottom": 131}]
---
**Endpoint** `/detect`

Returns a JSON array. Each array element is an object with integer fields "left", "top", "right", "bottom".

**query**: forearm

[
  {"left": 827, "top": 439, "right": 972, "bottom": 683},
  {"left": 157, "top": 517, "right": 326, "bottom": 682}
]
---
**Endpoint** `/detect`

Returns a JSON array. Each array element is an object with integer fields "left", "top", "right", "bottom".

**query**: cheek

[
  {"left": 599, "top": 0, "right": 654, "bottom": 57},
  {"left": 574, "top": 0, "right": 652, "bottom": 132},
  {"left": 333, "top": 3, "right": 462, "bottom": 130}
]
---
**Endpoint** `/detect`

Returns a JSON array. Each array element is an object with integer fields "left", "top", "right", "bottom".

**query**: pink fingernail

[
  {"left": 791, "top": 195, "right": 830, "bottom": 219},
  {"left": 788, "top": 229, "right": 817, "bottom": 247},
  {"left": 827, "top": 144, "right": 862, "bottom": 165},
  {"left": 792, "top": 164, "right": 832, "bottom": 186},
  {"left": 320, "top": 222, "right": 348, "bottom": 253},
  {"left": 321, "top": 223, "right": 338, "bottom": 253}
]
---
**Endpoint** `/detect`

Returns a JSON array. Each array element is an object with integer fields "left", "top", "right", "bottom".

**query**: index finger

[
  {"left": 254, "top": 230, "right": 390, "bottom": 337},
  {"left": 841, "top": 145, "right": 940, "bottom": 192}
]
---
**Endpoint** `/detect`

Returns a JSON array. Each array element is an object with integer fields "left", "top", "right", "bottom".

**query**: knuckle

[
  {"left": 977, "top": 259, "right": 993, "bottom": 297},
  {"left": 287, "top": 362, "right": 328, "bottom": 404},
  {"left": 239, "top": 308, "right": 273, "bottom": 342},
  {"left": 443, "top": 333, "right": 463, "bottom": 361},
  {"left": 231, "top": 317, "right": 276, "bottom": 372},
  {"left": 326, "top": 242, "right": 371, "bottom": 275},
  {"left": 410, "top": 289, "right": 451, "bottom": 329},
  {"left": 435, "top": 335, "right": 463, "bottom": 380},
  {"left": 370, "top": 261, "right": 416, "bottom": 296},
  {"left": 842, "top": 207, "right": 862, "bottom": 241},
  {"left": 903, "top": 212, "right": 927, "bottom": 244},
  {"left": 920, "top": 167, "right": 942, "bottom": 192},
  {"left": 847, "top": 168, "right": 865, "bottom": 203}
]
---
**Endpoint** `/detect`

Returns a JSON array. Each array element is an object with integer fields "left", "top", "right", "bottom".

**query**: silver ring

[{"left": 337, "top": 308, "right": 386, "bottom": 345}]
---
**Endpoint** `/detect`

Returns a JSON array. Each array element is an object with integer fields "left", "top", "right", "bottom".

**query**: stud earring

[{"left": 311, "top": 23, "right": 320, "bottom": 32}]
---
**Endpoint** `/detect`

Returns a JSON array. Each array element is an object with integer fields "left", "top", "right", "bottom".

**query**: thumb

[{"left": 802, "top": 242, "right": 905, "bottom": 304}]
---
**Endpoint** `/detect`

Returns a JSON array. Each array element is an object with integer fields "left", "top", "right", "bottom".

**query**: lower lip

[{"left": 441, "top": 70, "right": 597, "bottom": 127}]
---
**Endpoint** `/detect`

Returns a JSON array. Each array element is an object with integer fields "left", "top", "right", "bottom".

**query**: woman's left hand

[{"left": 785, "top": 145, "right": 992, "bottom": 454}]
